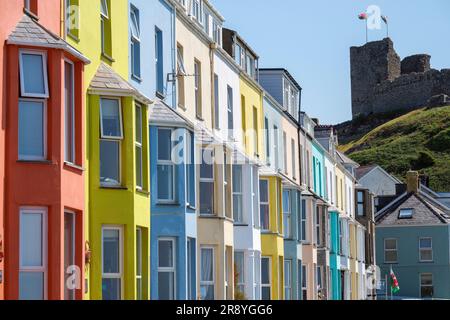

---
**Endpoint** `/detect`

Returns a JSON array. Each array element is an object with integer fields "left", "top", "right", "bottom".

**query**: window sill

[
  {"left": 132, "top": 74, "right": 142, "bottom": 83},
  {"left": 17, "top": 159, "right": 53, "bottom": 165},
  {"left": 136, "top": 189, "right": 150, "bottom": 196},
  {"left": 186, "top": 205, "right": 197, "bottom": 211},
  {"left": 101, "top": 52, "right": 115, "bottom": 63},
  {"left": 67, "top": 32, "right": 80, "bottom": 43},
  {"left": 23, "top": 8, "right": 39, "bottom": 20},
  {"left": 157, "top": 202, "right": 180, "bottom": 206},
  {"left": 156, "top": 91, "right": 165, "bottom": 99},
  {"left": 178, "top": 104, "right": 186, "bottom": 111},
  {"left": 234, "top": 223, "right": 249, "bottom": 227},
  {"left": 196, "top": 115, "right": 204, "bottom": 122},
  {"left": 64, "top": 162, "right": 84, "bottom": 172},
  {"left": 100, "top": 185, "right": 127, "bottom": 190}
]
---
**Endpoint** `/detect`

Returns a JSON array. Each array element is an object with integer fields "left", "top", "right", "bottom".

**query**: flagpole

[
  {"left": 385, "top": 274, "right": 388, "bottom": 300},
  {"left": 390, "top": 265, "right": 393, "bottom": 300}
]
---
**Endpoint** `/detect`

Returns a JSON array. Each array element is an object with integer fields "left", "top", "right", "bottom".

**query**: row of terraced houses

[{"left": 0, "top": 0, "right": 377, "bottom": 300}]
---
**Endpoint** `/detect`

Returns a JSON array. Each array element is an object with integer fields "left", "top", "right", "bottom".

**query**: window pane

[
  {"left": 20, "top": 212, "right": 43, "bottom": 267},
  {"left": 158, "top": 240, "right": 174, "bottom": 268},
  {"left": 136, "top": 146, "right": 143, "bottom": 188},
  {"left": 200, "top": 149, "right": 214, "bottom": 179},
  {"left": 233, "top": 195, "right": 243, "bottom": 223},
  {"left": 261, "top": 287, "right": 271, "bottom": 300},
  {"left": 261, "top": 258, "right": 270, "bottom": 284},
  {"left": 135, "top": 105, "right": 142, "bottom": 144},
  {"left": 201, "top": 248, "right": 213, "bottom": 281},
  {"left": 200, "top": 285, "right": 214, "bottom": 300},
  {"left": 233, "top": 166, "right": 242, "bottom": 193},
  {"left": 259, "top": 180, "right": 268, "bottom": 202},
  {"left": 102, "top": 278, "right": 121, "bottom": 300},
  {"left": 100, "top": 0, "right": 109, "bottom": 17},
  {"left": 421, "top": 250, "right": 432, "bottom": 261},
  {"left": 421, "top": 274, "right": 433, "bottom": 286},
  {"left": 385, "top": 239, "right": 396, "bottom": 250},
  {"left": 200, "top": 182, "right": 214, "bottom": 215},
  {"left": 100, "top": 140, "right": 120, "bottom": 185},
  {"left": 235, "top": 252, "right": 244, "bottom": 284},
  {"left": 158, "top": 129, "right": 172, "bottom": 161},
  {"left": 19, "top": 100, "right": 44, "bottom": 159},
  {"left": 420, "top": 238, "right": 432, "bottom": 249},
  {"left": 101, "top": 99, "right": 122, "bottom": 138},
  {"left": 132, "top": 40, "right": 141, "bottom": 78},
  {"left": 385, "top": 251, "right": 397, "bottom": 263},
  {"left": 21, "top": 53, "right": 46, "bottom": 95},
  {"left": 64, "top": 61, "right": 75, "bottom": 163},
  {"left": 103, "top": 229, "right": 120, "bottom": 274},
  {"left": 260, "top": 205, "right": 269, "bottom": 230},
  {"left": 158, "top": 272, "right": 175, "bottom": 300},
  {"left": 157, "top": 165, "right": 174, "bottom": 200},
  {"left": 19, "top": 272, "right": 44, "bottom": 300},
  {"left": 130, "top": 9, "right": 140, "bottom": 39}
]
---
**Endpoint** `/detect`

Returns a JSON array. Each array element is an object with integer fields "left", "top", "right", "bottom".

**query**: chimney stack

[{"left": 406, "top": 171, "right": 419, "bottom": 194}]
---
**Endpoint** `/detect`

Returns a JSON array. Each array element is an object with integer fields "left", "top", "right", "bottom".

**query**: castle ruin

[{"left": 350, "top": 38, "right": 450, "bottom": 118}]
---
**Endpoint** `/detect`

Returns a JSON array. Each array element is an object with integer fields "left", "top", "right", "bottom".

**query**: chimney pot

[{"left": 406, "top": 171, "right": 419, "bottom": 194}]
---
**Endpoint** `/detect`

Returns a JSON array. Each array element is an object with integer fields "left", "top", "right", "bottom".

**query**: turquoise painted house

[
  {"left": 312, "top": 141, "right": 325, "bottom": 198},
  {"left": 376, "top": 172, "right": 450, "bottom": 299},
  {"left": 329, "top": 210, "right": 341, "bottom": 300}
]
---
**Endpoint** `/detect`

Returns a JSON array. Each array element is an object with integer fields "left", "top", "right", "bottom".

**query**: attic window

[{"left": 399, "top": 208, "right": 414, "bottom": 219}]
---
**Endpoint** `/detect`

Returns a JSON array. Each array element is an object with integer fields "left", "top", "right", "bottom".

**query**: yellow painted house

[{"left": 64, "top": 0, "right": 151, "bottom": 300}]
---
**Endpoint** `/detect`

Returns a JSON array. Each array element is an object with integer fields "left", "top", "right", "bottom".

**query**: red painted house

[{"left": 1, "top": 1, "right": 90, "bottom": 300}]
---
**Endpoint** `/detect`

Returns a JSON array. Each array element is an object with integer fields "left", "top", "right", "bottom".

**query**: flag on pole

[
  {"left": 381, "top": 15, "right": 388, "bottom": 24},
  {"left": 390, "top": 266, "right": 400, "bottom": 294},
  {"left": 358, "top": 13, "right": 368, "bottom": 20}
]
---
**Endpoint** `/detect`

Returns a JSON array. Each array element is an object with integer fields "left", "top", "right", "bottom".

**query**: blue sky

[{"left": 211, "top": 0, "right": 450, "bottom": 124}]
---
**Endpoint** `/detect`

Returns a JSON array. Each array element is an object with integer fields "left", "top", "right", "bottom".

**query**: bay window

[
  {"left": 200, "top": 148, "right": 214, "bottom": 215},
  {"left": 158, "top": 238, "right": 176, "bottom": 300},
  {"left": 301, "top": 264, "right": 307, "bottom": 300},
  {"left": 19, "top": 208, "right": 47, "bottom": 300},
  {"left": 100, "top": 98, "right": 123, "bottom": 187},
  {"left": 102, "top": 226, "right": 123, "bottom": 300},
  {"left": 357, "top": 191, "right": 364, "bottom": 216},
  {"left": 136, "top": 228, "right": 143, "bottom": 300},
  {"left": 186, "top": 131, "right": 196, "bottom": 207},
  {"left": 232, "top": 165, "right": 243, "bottom": 223},
  {"left": 200, "top": 247, "right": 215, "bottom": 300},
  {"left": 19, "top": 50, "right": 49, "bottom": 98},
  {"left": 157, "top": 128, "right": 175, "bottom": 202},
  {"left": 259, "top": 180, "right": 270, "bottom": 231},
  {"left": 301, "top": 200, "right": 307, "bottom": 242}
]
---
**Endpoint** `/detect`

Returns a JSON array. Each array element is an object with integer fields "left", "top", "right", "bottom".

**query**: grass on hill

[{"left": 339, "top": 105, "right": 450, "bottom": 192}]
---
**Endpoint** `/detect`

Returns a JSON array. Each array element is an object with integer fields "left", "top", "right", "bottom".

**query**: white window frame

[
  {"left": 232, "top": 165, "right": 244, "bottom": 223},
  {"left": 261, "top": 256, "right": 272, "bottom": 300},
  {"left": 19, "top": 207, "right": 48, "bottom": 300},
  {"left": 284, "top": 259, "right": 292, "bottom": 300},
  {"left": 420, "top": 273, "right": 433, "bottom": 298},
  {"left": 130, "top": 6, "right": 141, "bottom": 79},
  {"left": 419, "top": 237, "right": 433, "bottom": 262},
  {"left": 283, "top": 190, "right": 292, "bottom": 238},
  {"left": 200, "top": 246, "right": 215, "bottom": 300},
  {"left": 135, "top": 103, "right": 143, "bottom": 190},
  {"left": 101, "top": 225, "right": 124, "bottom": 300},
  {"left": 234, "top": 251, "right": 245, "bottom": 295},
  {"left": 157, "top": 128, "right": 176, "bottom": 203},
  {"left": 64, "top": 59, "right": 76, "bottom": 164},
  {"left": 384, "top": 238, "right": 398, "bottom": 264},
  {"left": 260, "top": 179, "right": 270, "bottom": 231},
  {"left": 158, "top": 237, "right": 176, "bottom": 300},
  {"left": 19, "top": 50, "right": 49, "bottom": 99},
  {"left": 18, "top": 98, "right": 47, "bottom": 161},
  {"left": 199, "top": 148, "right": 215, "bottom": 216},
  {"left": 100, "top": 97, "right": 124, "bottom": 140},
  {"left": 301, "top": 264, "right": 308, "bottom": 299},
  {"left": 100, "top": 0, "right": 109, "bottom": 19},
  {"left": 136, "top": 227, "right": 143, "bottom": 300}
]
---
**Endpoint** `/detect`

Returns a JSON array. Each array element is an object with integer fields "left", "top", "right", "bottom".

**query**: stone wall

[{"left": 350, "top": 38, "right": 450, "bottom": 118}]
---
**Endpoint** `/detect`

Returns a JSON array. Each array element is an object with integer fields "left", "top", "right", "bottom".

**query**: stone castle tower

[{"left": 350, "top": 38, "right": 450, "bottom": 118}]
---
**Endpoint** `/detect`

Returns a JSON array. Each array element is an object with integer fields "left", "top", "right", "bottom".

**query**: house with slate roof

[{"left": 375, "top": 171, "right": 450, "bottom": 299}]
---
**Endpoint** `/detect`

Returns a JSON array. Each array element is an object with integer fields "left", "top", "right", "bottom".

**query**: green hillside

[{"left": 339, "top": 105, "right": 450, "bottom": 192}]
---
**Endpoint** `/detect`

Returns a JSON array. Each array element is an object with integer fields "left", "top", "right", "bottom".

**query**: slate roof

[
  {"left": 355, "top": 165, "right": 377, "bottom": 180},
  {"left": 149, "top": 99, "right": 192, "bottom": 128},
  {"left": 89, "top": 63, "right": 152, "bottom": 104},
  {"left": 376, "top": 192, "right": 450, "bottom": 226},
  {"left": 7, "top": 14, "right": 89, "bottom": 63},
  {"left": 336, "top": 150, "right": 358, "bottom": 166}
]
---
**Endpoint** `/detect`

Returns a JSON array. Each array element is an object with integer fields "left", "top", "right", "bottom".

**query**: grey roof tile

[{"left": 7, "top": 14, "right": 89, "bottom": 63}]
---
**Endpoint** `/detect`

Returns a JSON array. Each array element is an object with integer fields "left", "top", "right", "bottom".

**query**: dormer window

[{"left": 399, "top": 208, "right": 414, "bottom": 219}]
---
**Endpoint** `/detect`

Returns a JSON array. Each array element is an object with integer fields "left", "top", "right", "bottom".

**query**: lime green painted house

[{"left": 64, "top": 0, "right": 151, "bottom": 300}]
